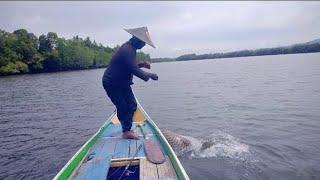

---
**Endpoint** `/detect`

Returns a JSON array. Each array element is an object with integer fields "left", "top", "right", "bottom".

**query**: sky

[{"left": 1, "top": 1, "right": 320, "bottom": 58}]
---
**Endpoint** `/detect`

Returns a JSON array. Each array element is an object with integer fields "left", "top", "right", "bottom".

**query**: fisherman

[{"left": 102, "top": 27, "right": 158, "bottom": 139}]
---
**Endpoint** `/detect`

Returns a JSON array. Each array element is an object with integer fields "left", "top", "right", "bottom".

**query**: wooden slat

[
  {"left": 100, "top": 124, "right": 122, "bottom": 137},
  {"left": 110, "top": 159, "right": 140, "bottom": 167},
  {"left": 72, "top": 138, "right": 116, "bottom": 180},
  {"left": 101, "top": 123, "right": 142, "bottom": 138},
  {"left": 136, "top": 139, "right": 145, "bottom": 157},
  {"left": 129, "top": 140, "right": 137, "bottom": 157},
  {"left": 157, "top": 156, "right": 178, "bottom": 180},
  {"left": 140, "top": 158, "right": 158, "bottom": 180},
  {"left": 113, "top": 139, "right": 130, "bottom": 158}
]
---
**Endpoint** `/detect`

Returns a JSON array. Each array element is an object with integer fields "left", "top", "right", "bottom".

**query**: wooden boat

[{"left": 54, "top": 97, "right": 189, "bottom": 180}]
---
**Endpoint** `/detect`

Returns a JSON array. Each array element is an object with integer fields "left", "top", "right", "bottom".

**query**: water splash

[
  {"left": 188, "top": 132, "right": 250, "bottom": 159},
  {"left": 162, "top": 129, "right": 250, "bottom": 160}
]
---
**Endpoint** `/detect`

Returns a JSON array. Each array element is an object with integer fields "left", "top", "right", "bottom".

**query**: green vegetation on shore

[
  {"left": 176, "top": 39, "right": 320, "bottom": 61},
  {"left": 150, "top": 57, "right": 176, "bottom": 63},
  {"left": 0, "top": 29, "right": 150, "bottom": 76},
  {"left": 1, "top": 28, "right": 320, "bottom": 76}
]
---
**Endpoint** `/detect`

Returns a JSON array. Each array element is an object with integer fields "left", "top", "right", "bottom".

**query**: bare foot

[{"left": 122, "top": 130, "right": 139, "bottom": 140}]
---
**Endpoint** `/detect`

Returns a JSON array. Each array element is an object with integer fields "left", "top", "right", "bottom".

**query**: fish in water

[
  {"left": 160, "top": 129, "right": 215, "bottom": 156},
  {"left": 161, "top": 129, "right": 193, "bottom": 155}
]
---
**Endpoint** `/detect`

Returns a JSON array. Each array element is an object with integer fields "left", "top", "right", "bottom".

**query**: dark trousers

[{"left": 103, "top": 85, "right": 137, "bottom": 132}]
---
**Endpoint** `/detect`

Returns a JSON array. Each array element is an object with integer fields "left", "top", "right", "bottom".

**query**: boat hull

[{"left": 54, "top": 100, "right": 189, "bottom": 180}]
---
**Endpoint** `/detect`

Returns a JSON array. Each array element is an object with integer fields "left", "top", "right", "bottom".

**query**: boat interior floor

[{"left": 69, "top": 122, "right": 178, "bottom": 180}]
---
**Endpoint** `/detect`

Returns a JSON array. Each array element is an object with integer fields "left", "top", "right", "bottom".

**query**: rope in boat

[{"left": 118, "top": 143, "right": 143, "bottom": 180}]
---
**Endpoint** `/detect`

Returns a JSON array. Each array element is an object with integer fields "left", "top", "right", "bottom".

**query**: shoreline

[{"left": 1, "top": 51, "right": 319, "bottom": 77}]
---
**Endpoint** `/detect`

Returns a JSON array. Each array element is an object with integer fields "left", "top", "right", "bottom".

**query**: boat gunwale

[{"left": 135, "top": 99, "right": 190, "bottom": 180}]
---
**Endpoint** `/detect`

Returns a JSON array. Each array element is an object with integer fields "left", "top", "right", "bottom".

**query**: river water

[{"left": 0, "top": 53, "right": 320, "bottom": 180}]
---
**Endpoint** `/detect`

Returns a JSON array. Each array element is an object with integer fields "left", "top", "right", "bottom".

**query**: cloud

[{"left": 0, "top": 1, "right": 319, "bottom": 58}]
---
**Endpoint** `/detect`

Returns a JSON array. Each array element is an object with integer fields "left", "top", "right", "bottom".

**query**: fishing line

[{"left": 118, "top": 143, "right": 143, "bottom": 180}]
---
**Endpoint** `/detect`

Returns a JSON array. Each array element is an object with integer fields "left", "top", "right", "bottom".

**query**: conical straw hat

[{"left": 124, "top": 26, "right": 156, "bottom": 48}]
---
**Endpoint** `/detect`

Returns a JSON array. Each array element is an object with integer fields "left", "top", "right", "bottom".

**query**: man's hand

[
  {"left": 138, "top": 61, "right": 151, "bottom": 69},
  {"left": 150, "top": 73, "right": 158, "bottom": 81}
]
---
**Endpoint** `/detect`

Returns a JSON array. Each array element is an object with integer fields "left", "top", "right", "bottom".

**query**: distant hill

[
  {"left": 175, "top": 38, "right": 320, "bottom": 61},
  {"left": 305, "top": 38, "right": 320, "bottom": 45},
  {"left": 151, "top": 57, "right": 175, "bottom": 63}
]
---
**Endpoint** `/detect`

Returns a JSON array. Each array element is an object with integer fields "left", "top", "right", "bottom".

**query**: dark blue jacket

[{"left": 102, "top": 42, "right": 150, "bottom": 87}]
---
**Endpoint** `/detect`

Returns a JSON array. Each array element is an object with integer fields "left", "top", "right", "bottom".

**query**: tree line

[
  {"left": 176, "top": 41, "right": 320, "bottom": 61},
  {"left": 2, "top": 28, "right": 319, "bottom": 75},
  {"left": 0, "top": 29, "right": 150, "bottom": 76}
]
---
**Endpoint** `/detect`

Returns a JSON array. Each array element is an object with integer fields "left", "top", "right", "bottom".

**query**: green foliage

[
  {"left": 58, "top": 40, "right": 94, "bottom": 70},
  {"left": 0, "top": 61, "right": 29, "bottom": 75},
  {"left": 176, "top": 54, "right": 197, "bottom": 61},
  {"left": 93, "top": 49, "right": 111, "bottom": 67},
  {"left": 13, "top": 29, "right": 39, "bottom": 65},
  {"left": 0, "top": 29, "right": 138, "bottom": 76},
  {"left": 136, "top": 51, "right": 151, "bottom": 62},
  {"left": 176, "top": 43, "right": 320, "bottom": 61},
  {"left": 39, "top": 32, "right": 58, "bottom": 53},
  {"left": 150, "top": 57, "right": 175, "bottom": 63},
  {"left": 42, "top": 50, "right": 60, "bottom": 71},
  {"left": 0, "top": 30, "right": 24, "bottom": 68}
]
